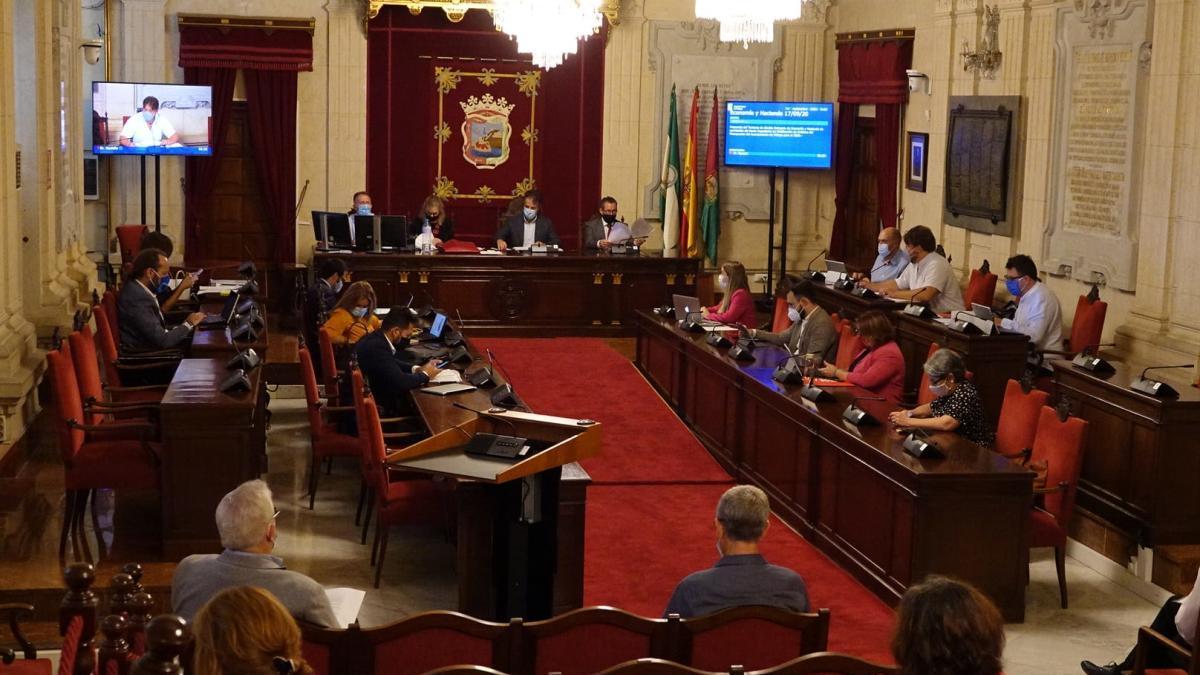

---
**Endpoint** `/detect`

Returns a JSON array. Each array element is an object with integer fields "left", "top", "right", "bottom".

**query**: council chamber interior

[{"left": 0, "top": 1, "right": 1198, "bottom": 675}]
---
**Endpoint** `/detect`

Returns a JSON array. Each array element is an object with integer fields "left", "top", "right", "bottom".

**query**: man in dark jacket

[
  {"left": 495, "top": 190, "right": 561, "bottom": 250},
  {"left": 118, "top": 248, "right": 204, "bottom": 351},
  {"left": 354, "top": 309, "right": 442, "bottom": 416}
]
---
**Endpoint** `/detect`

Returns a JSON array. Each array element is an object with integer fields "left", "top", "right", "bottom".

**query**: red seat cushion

[
  {"left": 1029, "top": 507, "right": 1065, "bottom": 548},
  {"left": 0, "top": 659, "right": 53, "bottom": 675},
  {"left": 1143, "top": 670, "right": 1187, "bottom": 675},
  {"left": 690, "top": 619, "right": 811, "bottom": 671},
  {"left": 534, "top": 624, "right": 651, "bottom": 675},
  {"left": 313, "top": 432, "right": 360, "bottom": 460},
  {"left": 373, "top": 629, "right": 493, "bottom": 675},
  {"left": 65, "top": 440, "right": 160, "bottom": 491}
]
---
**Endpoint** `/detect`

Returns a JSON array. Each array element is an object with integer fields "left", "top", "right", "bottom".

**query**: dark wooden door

[
  {"left": 198, "top": 103, "right": 274, "bottom": 263},
  {"left": 845, "top": 117, "right": 879, "bottom": 270}
]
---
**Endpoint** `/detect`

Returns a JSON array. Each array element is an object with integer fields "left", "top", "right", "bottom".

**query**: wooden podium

[{"left": 386, "top": 409, "right": 601, "bottom": 621}]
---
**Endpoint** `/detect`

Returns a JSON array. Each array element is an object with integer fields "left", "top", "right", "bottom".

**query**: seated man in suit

[
  {"left": 495, "top": 190, "right": 561, "bottom": 251},
  {"left": 172, "top": 480, "right": 339, "bottom": 628},
  {"left": 354, "top": 308, "right": 442, "bottom": 416},
  {"left": 139, "top": 231, "right": 197, "bottom": 313},
  {"left": 1082, "top": 573, "right": 1200, "bottom": 674},
  {"left": 743, "top": 278, "right": 838, "bottom": 365},
  {"left": 582, "top": 196, "right": 643, "bottom": 251},
  {"left": 664, "top": 485, "right": 809, "bottom": 618},
  {"left": 118, "top": 248, "right": 204, "bottom": 351}
]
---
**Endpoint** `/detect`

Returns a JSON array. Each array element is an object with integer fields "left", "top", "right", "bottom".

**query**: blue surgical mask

[
  {"left": 523, "top": 207, "right": 537, "bottom": 221},
  {"left": 351, "top": 307, "right": 368, "bottom": 319},
  {"left": 878, "top": 242, "right": 890, "bottom": 256},
  {"left": 787, "top": 306, "right": 802, "bottom": 323},
  {"left": 142, "top": 110, "right": 155, "bottom": 123},
  {"left": 1005, "top": 278, "right": 1023, "bottom": 297},
  {"left": 157, "top": 276, "right": 172, "bottom": 294},
  {"left": 356, "top": 204, "right": 372, "bottom": 216}
]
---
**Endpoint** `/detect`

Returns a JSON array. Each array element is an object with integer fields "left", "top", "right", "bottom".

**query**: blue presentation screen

[{"left": 723, "top": 101, "right": 834, "bottom": 169}]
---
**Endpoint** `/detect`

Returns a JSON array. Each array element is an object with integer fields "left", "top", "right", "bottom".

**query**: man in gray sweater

[{"left": 171, "top": 479, "right": 339, "bottom": 628}]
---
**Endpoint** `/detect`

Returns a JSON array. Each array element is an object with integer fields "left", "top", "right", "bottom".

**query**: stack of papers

[{"left": 323, "top": 587, "right": 365, "bottom": 628}]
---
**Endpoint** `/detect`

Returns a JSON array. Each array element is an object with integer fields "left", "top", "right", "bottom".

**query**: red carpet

[{"left": 473, "top": 338, "right": 895, "bottom": 663}]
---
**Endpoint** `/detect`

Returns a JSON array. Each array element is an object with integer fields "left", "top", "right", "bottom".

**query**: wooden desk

[
  {"left": 635, "top": 311, "right": 1033, "bottom": 621},
  {"left": 809, "top": 283, "right": 901, "bottom": 321},
  {"left": 159, "top": 358, "right": 268, "bottom": 558},
  {"left": 1051, "top": 359, "right": 1200, "bottom": 546},
  {"left": 894, "top": 313, "right": 1029, "bottom": 425},
  {"left": 408, "top": 332, "right": 591, "bottom": 619},
  {"left": 313, "top": 251, "right": 700, "bottom": 336}
]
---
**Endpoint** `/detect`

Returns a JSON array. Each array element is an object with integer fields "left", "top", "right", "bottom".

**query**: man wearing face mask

[
  {"left": 859, "top": 225, "right": 965, "bottom": 314},
  {"left": 139, "top": 231, "right": 198, "bottom": 312},
  {"left": 346, "top": 191, "right": 373, "bottom": 245},
  {"left": 117, "top": 248, "right": 205, "bottom": 351},
  {"left": 495, "top": 190, "right": 561, "bottom": 251},
  {"left": 118, "top": 96, "right": 180, "bottom": 148},
  {"left": 743, "top": 278, "right": 838, "bottom": 364},
  {"left": 583, "top": 196, "right": 626, "bottom": 251},
  {"left": 663, "top": 485, "right": 809, "bottom": 618},
  {"left": 354, "top": 308, "right": 443, "bottom": 417},
  {"left": 996, "top": 254, "right": 1063, "bottom": 354},
  {"left": 863, "top": 227, "right": 908, "bottom": 283}
]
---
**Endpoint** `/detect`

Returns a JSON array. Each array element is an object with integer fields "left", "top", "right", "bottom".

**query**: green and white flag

[{"left": 660, "top": 86, "right": 682, "bottom": 256}]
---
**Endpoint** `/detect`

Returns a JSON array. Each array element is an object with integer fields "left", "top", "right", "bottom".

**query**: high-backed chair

[
  {"left": 677, "top": 607, "right": 830, "bottom": 672},
  {"left": 520, "top": 607, "right": 670, "bottom": 675},
  {"left": 363, "top": 611, "right": 509, "bottom": 675},
  {"left": 751, "top": 652, "right": 899, "bottom": 675},
  {"left": 1027, "top": 405, "right": 1088, "bottom": 609},
  {"left": 915, "top": 343, "right": 942, "bottom": 406},
  {"left": 964, "top": 260, "right": 997, "bottom": 309},
  {"left": 92, "top": 305, "right": 180, "bottom": 387},
  {"left": 770, "top": 297, "right": 791, "bottom": 333},
  {"left": 1040, "top": 285, "right": 1108, "bottom": 362},
  {"left": 349, "top": 368, "right": 425, "bottom": 540},
  {"left": 319, "top": 328, "right": 342, "bottom": 404},
  {"left": 68, "top": 329, "right": 162, "bottom": 423},
  {"left": 49, "top": 349, "right": 160, "bottom": 561},
  {"left": 993, "top": 379, "right": 1050, "bottom": 459},
  {"left": 114, "top": 225, "right": 148, "bottom": 279},
  {"left": 101, "top": 291, "right": 120, "bottom": 337},
  {"left": 833, "top": 321, "right": 864, "bottom": 372},
  {"left": 300, "top": 346, "right": 360, "bottom": 510}
]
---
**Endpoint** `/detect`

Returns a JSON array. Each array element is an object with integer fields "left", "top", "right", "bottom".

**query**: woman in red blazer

[
  {"left": 817, "top": 310, "right": 905, "bottom": 404},
  {"left": 703, "top": 261, "right": 757, "bottom": 328}
]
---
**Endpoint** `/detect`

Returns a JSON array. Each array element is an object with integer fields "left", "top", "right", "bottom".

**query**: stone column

[{"left": 601, "top": 2, "right": 647, "bottom": 227}]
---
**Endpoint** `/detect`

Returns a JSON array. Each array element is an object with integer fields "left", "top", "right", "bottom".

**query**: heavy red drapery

[
  {"left": 179, "top": 23, "right": 312, "bottom": 264},
  {"left": 830, "top": 36, "right": 913, "bottom": 259}
]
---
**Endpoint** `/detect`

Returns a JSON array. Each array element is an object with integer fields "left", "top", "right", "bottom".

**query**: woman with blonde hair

[
  {"left": 321, "top": 280, "right": 380, "bottom": 346},
  {"left": 416, "top": 194, "right": 456, "bottom": 246},
  {"left": 702, "top": 261, "right": 756, "bottom": 327},
  {"left": 193, "top": 586, "right": 312, "bottom": 675}
]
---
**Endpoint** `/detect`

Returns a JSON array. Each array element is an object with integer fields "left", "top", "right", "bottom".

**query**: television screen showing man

[{"left": 92, "top": 82, "right": 212, "bottom": 156}]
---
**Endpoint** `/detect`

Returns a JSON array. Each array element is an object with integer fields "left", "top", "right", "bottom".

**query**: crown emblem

[{"left": 460, "top": 94, "right": 516, "bottom": 116}]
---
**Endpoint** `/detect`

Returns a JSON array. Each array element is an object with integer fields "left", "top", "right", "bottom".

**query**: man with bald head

[{"left": 868, "top": 227, "right": 909, "bottom": 282}]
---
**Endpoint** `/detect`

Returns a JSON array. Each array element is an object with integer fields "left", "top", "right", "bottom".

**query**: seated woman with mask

[
  {"left": 702, "top": 261, "right": 757, "bottom": 328},
  {"left": 888, "top": 348, "right": 993, "bottom": 446},
  {"left": 321, "top": 281, "right": 381, "bottom": 346},
  {"left": 414, "top": 194, "right": 455, "bottom": 247},
  {"left": 816, "top": 310, "right": 905, "bottom": 404}
]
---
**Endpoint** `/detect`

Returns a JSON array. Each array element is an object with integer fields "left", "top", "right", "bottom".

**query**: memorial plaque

[{"left": 942, "top": 96, "right": 1021, "bottom": 237}]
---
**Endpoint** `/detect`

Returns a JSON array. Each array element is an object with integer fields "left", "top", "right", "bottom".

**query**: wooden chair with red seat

[
  {"left": 360, "top": 610, "right": 509, "bottom": 675},
  {"left": 1132, "top": 619, "right": 1200, "bottom": 675},
  {"left": 677, "top": 606, "right": 831, "bottom": 672},
  {"left": 915, "top": 343, "right": 943, "bottom": 406},
  {"left": 596, "top": 660, "right": 720, "bottom": 675},
  {"left": 69, "top": 330, "right": 162, "bottom": 421},
  {"left": 770, "top": 296, "right": 791, "bottom": 333},
  {"left": 993, "top": 378, "right": 1050, "bottom": 460},
  {"left": 1037, "top": 285, "right": 1109, "bottom": 367},
  {"left": 101, "top": 291, "right": 120, "bottom": 336},
  {"left": 833, "top": 321, "right": 864, "bottom": 372},
  {"left": 751, "top": 652, "right": 899, "bottom": 675},
  {"left": 319, "top": 328, "right": 343, "bottom": 405},
  {"left": 1027, "top": 404, "right": 1089, "bottom": 609},
  {"left": 964, "top": 259, "right": 998, "bottom": 309},
  {"left": 114, "top": 225, "right": 148, "bottom": 279},
  {"left": 91, "top": 305, "right": 179, "bottom": 388},
  {"left": 300, "top": 345, "right": 360, "bottom": 510},
  {"left": 520, "top": 606, "right": 670, "bottom": 675},
  {"left": 49, "top": 349, "right": 160, "bottom": 561},
  {"left": 0, "top": 604, "right": 51, "bottom": 675}
]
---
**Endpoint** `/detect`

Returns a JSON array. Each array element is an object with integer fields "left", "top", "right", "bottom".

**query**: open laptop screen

[{"left": 429, "top": 312, "right": 448, "bottom": 340}]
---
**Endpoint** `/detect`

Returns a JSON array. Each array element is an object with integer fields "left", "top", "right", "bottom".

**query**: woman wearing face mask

[
  {"left": 321, "top": 281, "right": 381, "bottom": 346},
  {"left": 816, "top": 310, "right": 905, "bottom": 404},
  {"left": 888, "top": 348, "right": 993, "bottom": 446},
  {"left": 414, "top": 195, "right": 455, "bottom": 247},
  {"left": 702, "top": 261, "right": 757, "bottom": 328}
]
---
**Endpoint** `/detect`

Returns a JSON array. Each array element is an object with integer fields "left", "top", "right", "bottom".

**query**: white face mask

[
  {"left": 717, "top": 273, "right": 729, "bottom": 290},
  {"left": 787, "top": 306, "right": 802, "bottom": 323},
  {"left": 351, "top": 307, "right": 369, "bottom": 319},
  {"left": 930, "top": 381, "right": 951, "bottom": 398}
]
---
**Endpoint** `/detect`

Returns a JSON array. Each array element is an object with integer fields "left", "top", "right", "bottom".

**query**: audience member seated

[
  {"left": 817, "top": 310, "right": 905, "bottom": 404},
  {"left": 1081, "top": 572, "right": 1200, "bottom": 674},
  {"left": 861, "top": 226, "right": 909, "bottom": 283},
  {"left": 664, "top": 485, "right": 809, "bottom": 618},
  {"left": 891, "top": 576, "right": 1004, "bottom": 675},
  {"left": 702, "top": 261, "right": 757, "bottom": 328},
  {"left": 998, "top": 254, "right": 1064, "bottom": 356},
  {"left": 744, "top": 278, "right": 837, "bottom": 363},
  {"left": 118, "top": 248, "right": 204, "bottom": 351},
  {"left": 308, "top": 258, "right": 348, "bottom": 319},
  {"left": 889, "top": 348, "right": 994, "bottom": 447},
  {"left": 193, "top": 586, "right": 314, "bottom": 675},
  {"left": 354, "top": 308, "right": 442, "bottom": 417},
  {"left": 171, "top": 480, "right": 338, "bottom": 628},
  {"left": 321, "top": 281, "right": 381, "bottom": 346},
  {"left": 861, "top": 225, "right": 965, "bottom": 314},
  {"left": 495, "top": 190, "right": 560, "bottom": 251},
  {"left": 415, "top": 195, "right": 456, "bottom": 247}
]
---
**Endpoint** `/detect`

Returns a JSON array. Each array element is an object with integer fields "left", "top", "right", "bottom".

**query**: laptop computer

[
  {"left": 198, "top": 291, "right": 240, "bottom": 329},
  {"left": 971, "top": 303, "right": 994, "bottom": 321},
  {"left": 672, "top": 294, "right": 703, "bottom": 323}
]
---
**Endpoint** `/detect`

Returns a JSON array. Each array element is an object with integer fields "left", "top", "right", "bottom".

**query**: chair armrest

[
  {"left": 1134, "top": 626, "right": 1193, "bottom": 673},
  {"left": 324, "top": 405, "right": 355, "bottom": 413},
  {"left": 115, "top": 359, "right": 181, "bottom": 372},
  {"left": 0, "top": 603, "right": 37, "bottom": 661},
  {"left": 85, "top": 397, "right": 159, "bottom": 411},
  {"left": 106, "top": 384, "right": 169, "bottom": 393},
  {"left": 68, "top": 419, "right": 155, "bottom": 439},
  {"left": 1034, "top": 480, "right": 1069, "bottom": 495},
  {"left": 999, "top": 447, "right": 1032, "bottom": 462}
]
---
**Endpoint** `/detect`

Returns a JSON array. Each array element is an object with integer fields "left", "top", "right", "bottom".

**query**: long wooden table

[
  {"left": 313, "top": 251, "right": 700, "bottom": 336},
  {"left": 1051, "top": 359, "right": 1200, "bottom": 547},
  {"left": 635, "top": 310, "right": 1033, "bottom": 621},
  {"left": 809, "top": 282, "right": 901, "bottom": 321}
]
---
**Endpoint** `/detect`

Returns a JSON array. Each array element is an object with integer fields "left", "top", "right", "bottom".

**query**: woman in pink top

[
  {"left": 817, "top": 310, "right": 905, "bottom": 404},
  {"left": 702, "top": 261, "right": 757, "bottom": 328}
]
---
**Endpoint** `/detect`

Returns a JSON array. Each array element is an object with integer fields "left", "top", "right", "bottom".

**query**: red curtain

[
  {"left": 183, "top": 67, "right": 237, "bottom": 263},
  {"left": 243, "top": 70, "right": 299, "bottom": 264},
  {"left": 179, "top": 25, "right": 313, "bottom": 71},
  {"left": 832, "top": 37, "right": 913, "bottom": 257}
]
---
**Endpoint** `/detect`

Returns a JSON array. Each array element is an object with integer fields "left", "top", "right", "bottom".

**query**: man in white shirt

[
  {"left": 1081, "top": 573, "right": 1200, "bottom": 674},
  {"left": 860, "top": 225, "right": 965, "bottom": 314},
  {"left": 118, "top": 96, "right": 179, "bottom": 148},
  {"left": 996, "top": 254, "right": 1063, "bottom": 354}
]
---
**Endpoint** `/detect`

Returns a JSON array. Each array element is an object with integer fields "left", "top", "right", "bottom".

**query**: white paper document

[
  {"left": 432, "top": 369, "right": 464, "bottom": 384},
  {"left": 606, "top": 222, "right": 632, "bottom": 243},
  {"left": 324, "top": 587, "right": 365, "bottom": 628}
]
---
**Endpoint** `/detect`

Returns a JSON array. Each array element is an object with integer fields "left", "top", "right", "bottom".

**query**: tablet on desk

[{"left": 419, "top": 383, "right": 477, "bottom": 396}]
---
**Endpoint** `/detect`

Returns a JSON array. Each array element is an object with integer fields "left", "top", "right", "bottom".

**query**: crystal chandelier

[
  {"left": 493, "top": 0, "right": 604, "bottom": 70},
  {"left": 695, "top": 0, "right": 807, "bottom": 47}
]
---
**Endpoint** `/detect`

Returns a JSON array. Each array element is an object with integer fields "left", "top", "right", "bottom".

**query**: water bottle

[{"left": 421, "top": 222, "right": 433, "bottom": 255}]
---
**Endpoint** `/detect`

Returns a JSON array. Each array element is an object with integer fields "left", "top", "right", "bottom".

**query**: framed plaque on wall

[
  {"left": 906, "top": 132, "right": 928, "bottom": 193},
  {"left": 942, "top": 96, "right": 1021, "bottom": 237}
]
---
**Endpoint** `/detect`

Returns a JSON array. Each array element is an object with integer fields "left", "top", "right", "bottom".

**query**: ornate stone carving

[
  {"left": 490, "top": 278, "right": 529, "bottom": 320},
  {"left": 1073, "top": 0, "right": 1131, "bottom": 40},
  {"left": 1138, "top": 41, "right": 1152, "bottom": 71}
]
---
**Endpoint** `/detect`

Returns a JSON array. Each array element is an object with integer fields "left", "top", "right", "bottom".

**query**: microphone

[
  {"left": 902, "top": 427, "right": 944, "bottom": 459},
  {"left": 1140, "top": 364, "right": 1192, "bottom": 380},
  {"left": 1068, "top": 342, "right": 1116, "bottom": 373},
  {"left": 772, "top": 351, "right": 807, "bottom": 385},
  {"left": 680, "top": 308, "right": 705, "bottom": 333},
  {"left": 416, "top": 288, "right": 438, "bottom": 320},
  {"left": 842, "top": 396, "right": 885, "bottom": 426},
  {"left": 451, "top": 401, "right": 521, "bottom": 436},
  {"left": 1131, "top": 364, "right": 1193, "bottom": 398},
  {"left": 485, "top": 348, "right": 522, "bottom": 409},
  {"left": 704, "top": 320, "right": 743, "bottom": 349},
  {"left": 805, "top": 248, "right": 829, "bottom": 282}
]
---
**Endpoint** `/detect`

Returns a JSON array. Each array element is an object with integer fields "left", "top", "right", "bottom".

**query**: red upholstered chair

[
  {"left": 1027, "top": 406, "right": 1088, "bottom": 609},
  {"left": 114, "top": 225, "right": 148, "bottom": 279},
  {"left": 595, "top": 660, "right": 719, "bottom": 675},
  {"left": 678, "top": 606, "right": 831, "bottom": 672},
  {"left": 522, "top": 606, "right": 670, "bottom": 675},
  {"left": 771, "top": 297, "right": 790, "bottom": 333},
  {"left": 752, "top": 651, "right": 899, "bottom": 675},
  {"left": 319, "top": 328, "right": 342, "bottom": 404},
  {"left": 833, "top": 321, "right": 864, "bottom": 371},
  {"left": 49, "top": 349, "right": 160, "bottom": 561},
  {"left": 0, "top": 604, "right": 51, "bottom": 675},
  {"left": 91, "top": 306, "right": 178, "bottom": 389},
  {"left": 915, "top": 343, "right": 943, "bottom": 406},
  {"left": 993, "top": 379, "right": 1050, "bottom": 459},
  {"left": 300, "top": 346, "right": 360, "bottom": 510},
  {"left": 101, "top": 291, "right": 120, "bottom": 337},
  {"left": 68, "top": 330, "right": 162, "bottom": 425},
  {"left": 362, "top": 610, "right": 508, "bottom": 675},
  {"left": 1132, "top": 621, "right": 1200, "bottom": 675},
  {"left": 964, "top": 260, "right": 998, "bottom": 309},
  {"left": 1065, "top": 287, "right": 1108, "bottom": 356}
]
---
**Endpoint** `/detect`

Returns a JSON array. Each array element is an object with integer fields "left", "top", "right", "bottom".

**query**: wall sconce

[
  {"left": 80, "top": 40, "right": 103, "bottom": 65},
  {"left": 961, "top": 4, "right": 1002, "bottom": 79},
  {"left": 906, "top": 70, "right": 930, "bottom": 95}
]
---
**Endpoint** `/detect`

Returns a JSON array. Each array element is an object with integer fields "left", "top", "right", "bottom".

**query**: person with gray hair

[
  {"left": 663, "top": 485, "right": 809, "bottom": 618},
  {"left": 888, "top": 347, "right": 994, "bottom": 446},
  {"left": 170, "top": 479, "right": 339, "bottom": 628}
]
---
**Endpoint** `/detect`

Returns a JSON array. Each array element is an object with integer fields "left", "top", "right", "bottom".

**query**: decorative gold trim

[
  {"left": 685, "top": 274, "right": 696, "bottom": 285},
  {"left": 418, "top": 272, "right": 430, "bottom": 284},
  {"left": 178, "top": 13, "right": 316, "bottom": 34},
  {"left": 367, "top": 0, "right": 621, "bottom": 26},
  {"left": 612, "top": 273, "right": 623, "bottom": 286},
  {"left": 399, "top": 271, "right": 409, "bottom": 283},
  {"left": 474, "top": 185, "right": 497, "bottom": 203},
  {"left": 835, "top": 28, "right": 915, "bottom": 45},
  {"left": 477, "top": 68, "right": 499, "bottom": 86},
  {"left": 593, "top": 273, "right": 605, "bottom": 285},
  {"left": 666, "top": 274, "right": 677, "bottom": 285},
  {"left": 434, "top": 122, "right": 451, "bottom": 143}
]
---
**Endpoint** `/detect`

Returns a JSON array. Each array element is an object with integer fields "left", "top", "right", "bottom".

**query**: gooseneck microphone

[
  {"left": 1139, "top": 364, "right": 1193, "bottom": 380},
  {"left": 804, "top": 248, "right": 829, "bottom": 281},
  {"left": 1130, "top": 364, "right": 1193, "bottom": 398}
]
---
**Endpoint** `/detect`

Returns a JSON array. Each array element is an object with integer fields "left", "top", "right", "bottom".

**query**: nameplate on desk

[
  {"left": 1071, "top": 353, "right": 1115, "bottom": 373},
  {"left": 1130, "top": 378, "right": 1180, "bottom": 398},
  {"left": 903, "top": 303, "right": 936, "bottom": 319}
]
